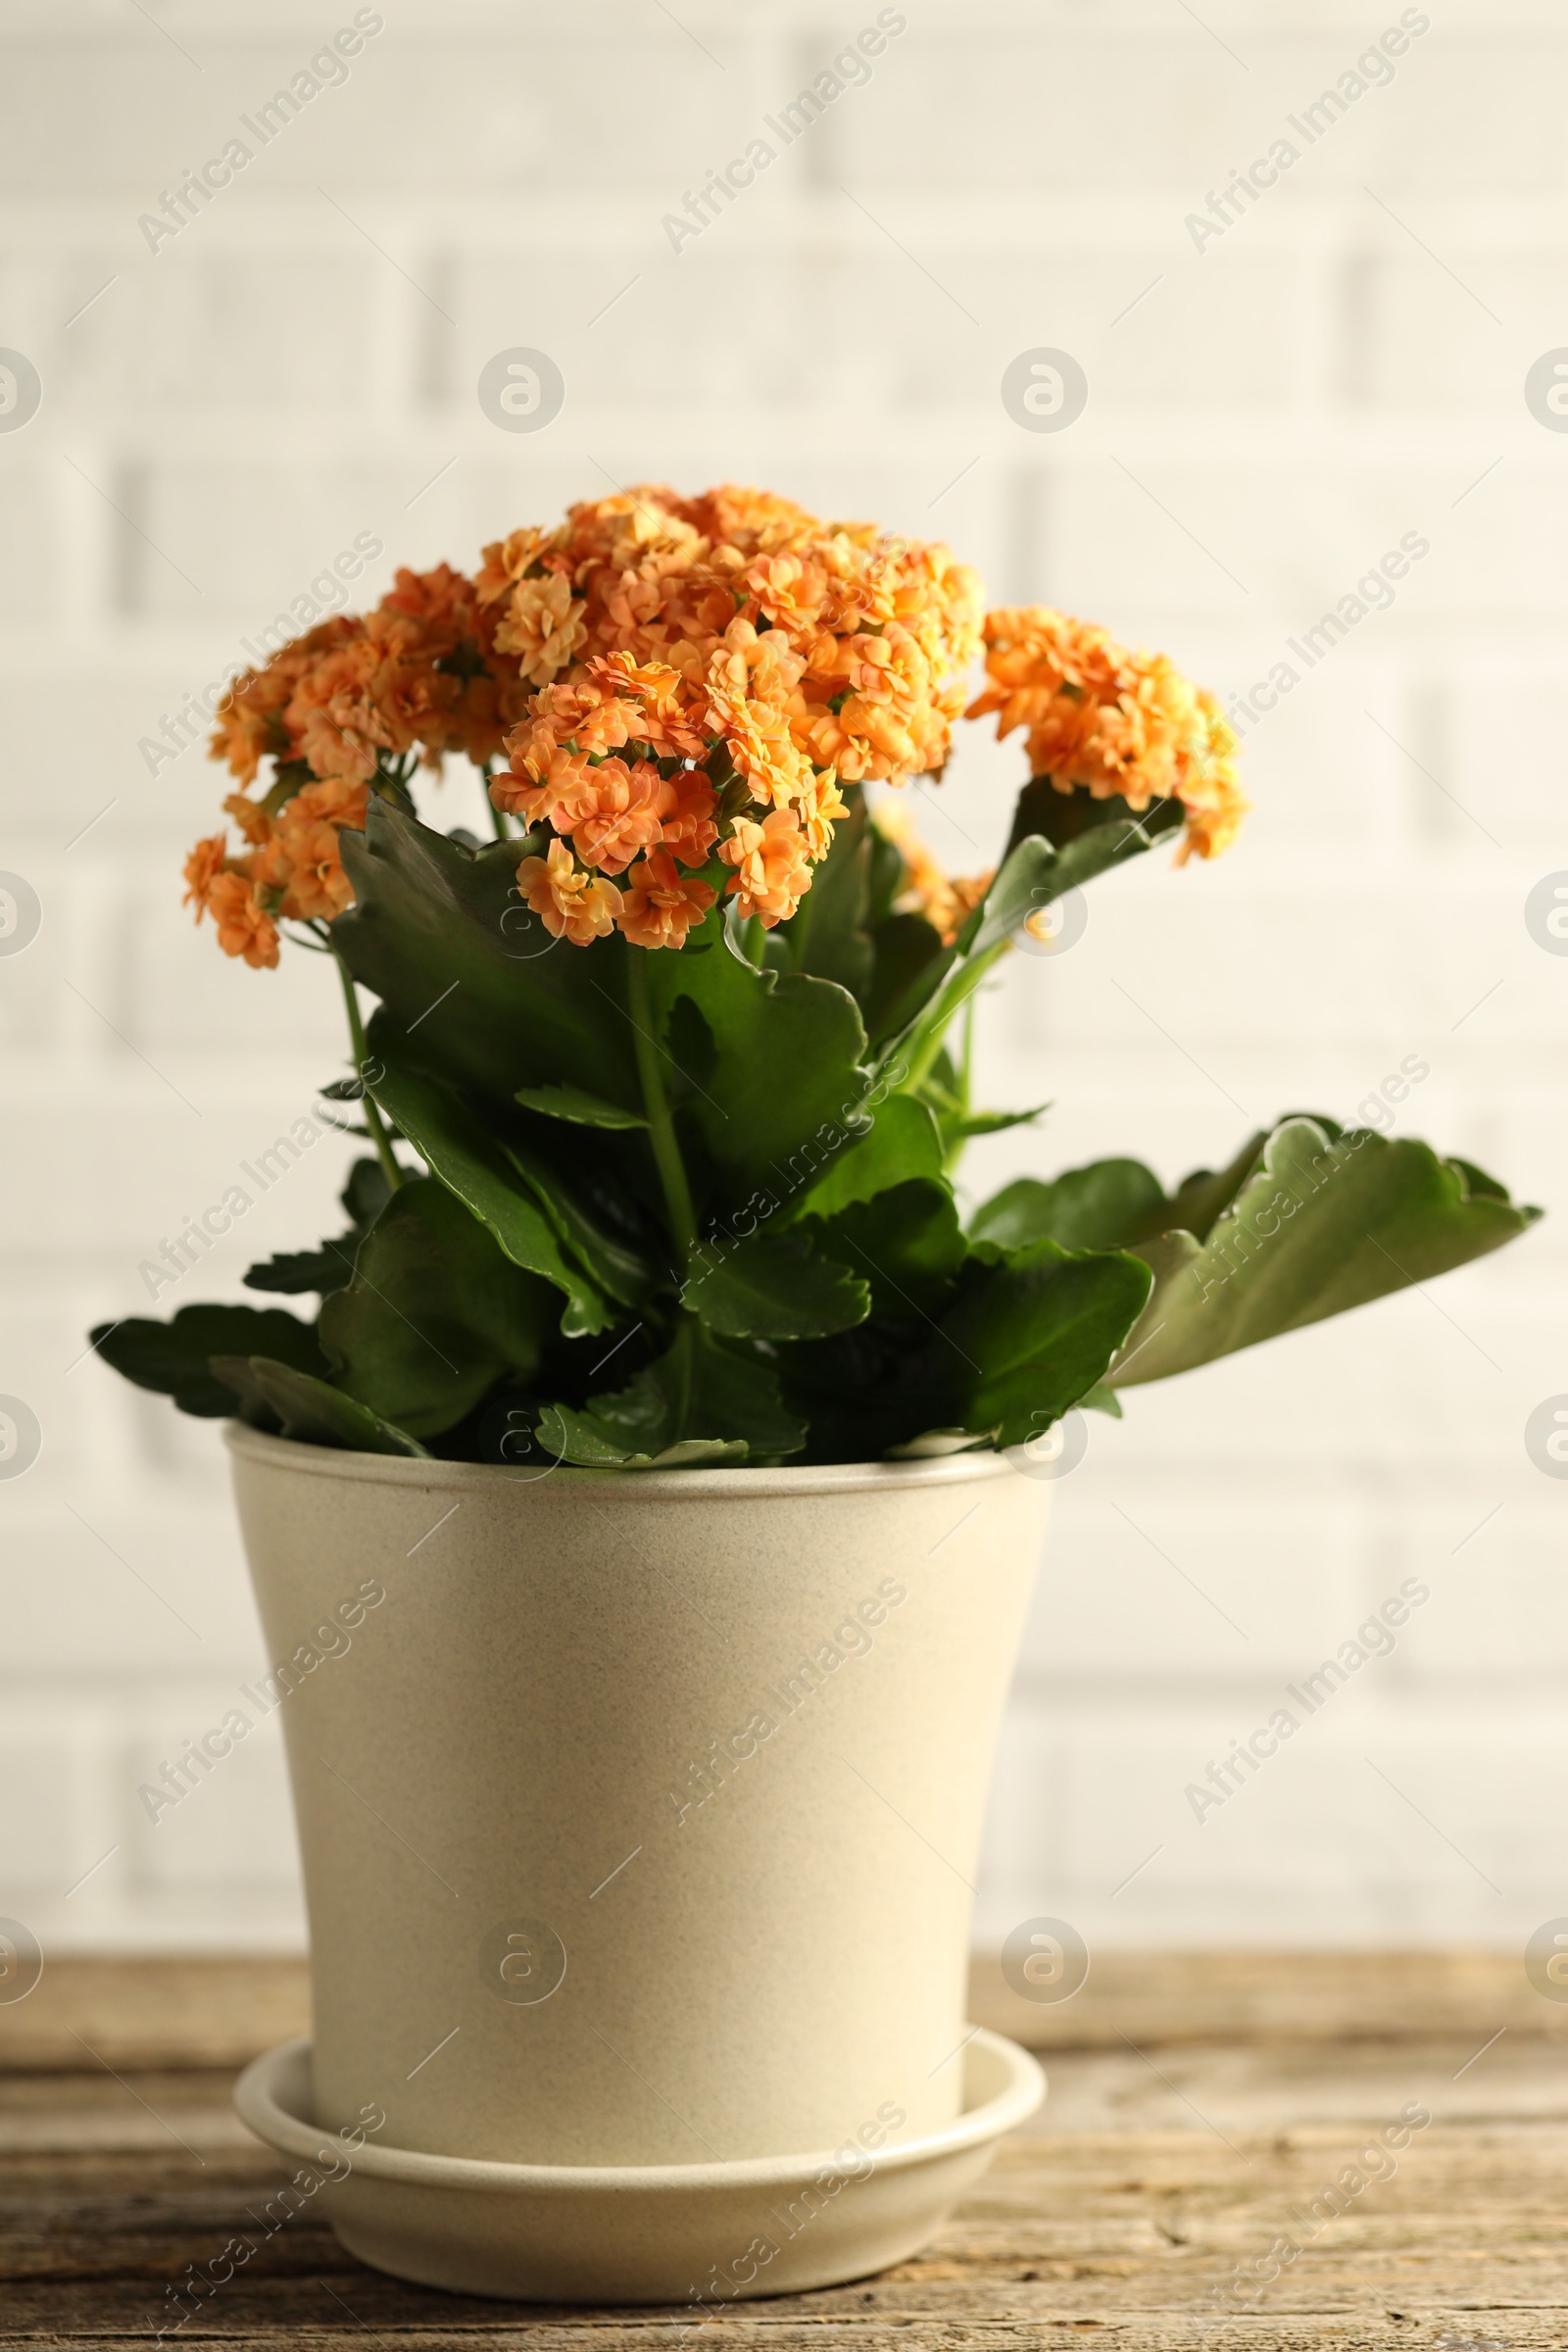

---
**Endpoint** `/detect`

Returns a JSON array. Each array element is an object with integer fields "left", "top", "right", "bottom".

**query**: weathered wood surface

[
  {"left": 3, "top": 1956, "right": 1564, "bottom": 2347},
  {"left": 13, "top": 1951, "right": 1560, "bottom": 2072}
]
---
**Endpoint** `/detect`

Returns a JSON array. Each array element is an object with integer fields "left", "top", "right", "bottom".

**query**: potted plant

[{"left": 95, "top": 485, "right": 1537, "bottom": 2307}]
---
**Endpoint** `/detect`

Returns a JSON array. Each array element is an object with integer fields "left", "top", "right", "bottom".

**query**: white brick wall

[{"left": 2, "top": 0, "right": 1564, "bottom": 1958}]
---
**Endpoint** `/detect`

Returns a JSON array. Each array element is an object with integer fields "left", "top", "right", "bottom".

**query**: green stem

[
  {"left": 942, "top": 991, "right": 979, "bottom": 1180},
  {"left": 893, "top": 940, "right": 1007, "bottom": 1096},
  {"left": 626, "top": 946, "right": 698, "bottom": 1268},
  {"left": 335, "top": 955, "right": 405, "bottom": 1194}
]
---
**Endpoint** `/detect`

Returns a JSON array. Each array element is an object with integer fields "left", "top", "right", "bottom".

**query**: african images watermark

[
  {"left": 137, "top": 1577, "right": 386, "bottom": 1824},
  {"left": 136, "top": 1093, "right": 369, "bottom": 1301},
  {"left": 1185, "top": 9, "right": 1432, "bottom": 255},
  {"left": 662, "top": 8, "right": 907, "bottom": 254},
  {"left": 1223, "top": 532, "right": 1430, "bottom": 739},
  {"left": 138, "top": 533, "right": 384, "bottom": 777},
  {"left": 1189, "top": 1063, "right": 1430, "bottom": 1311},
  {"left": 677, "top": 1059, "right": 908, "bottom": 1307},
  {"left": 149, "top": 2101, "right": 386, "bottom": 2339},
  {"left": 1185, "top": 1576, "right": 1430, "bottom": 1825},
  {"left": 667, "top": 1575, "right": 908, "bottom": 1826},
  {"left": 137, "top": 11, "right": 385, "bottom": 256},
  {"left": 678, "top": 2097, "right": 910, "bottom": 2322},
  {"left": 1199, "top": 2102, "right": 1432, "bottom": 2325}
]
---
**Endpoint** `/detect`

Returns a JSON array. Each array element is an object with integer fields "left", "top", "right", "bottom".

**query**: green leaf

[
  {"left": 1109, "top": 1117, "right": 1543, "bottom": 1387},
  {"left": 1004, "top": 779, "right": 1184, "bottom": 861},
  {"left": 333, "top": 799, "right": 641, "bottom": 1114},
  {"left": 89, "top": 1305, "right": 327, "bottom": 1417},
  {"left": 502, "top": 1134, "right": 655, "bottom": 1312},
  {"left": 861, "top": 912, "right": 951, "bottom": 1046},
  {"left": 971, "top": 1160, "right": 1168, "bottom": 1253},
  {"left": 808, "top": 1178, "right": 968, "bottom": 1319},
  {"left": 934, "top": 1102, "right": 1049, "bottom": 1157},
  {"left": 947, "top": 1241, "right": 1153, "bottom": 1446},
  {"left": 211, "top": 1357, "right": 427, "bottom": 1455},
  {"left": 959, "top": 836, "right": 1061, "bottom": 959},
  {"left": 786, "top": 1095, "right": 944, "bottom": 1221},
  {"left": 684, "top": 1230, "right": 870, "bottom": 1340},
  {"left": 647, "top": 906, "right": 871, "bottom": 1199},
  {"left": 319, "top": 1178, "right": 559, "bottom": 1437},
  {"left": 954, "top": 798, "right": 1185, "bottom": 975},
  {"left": 365, "top": 1048, "right": 618, "bottom": 1339},
  {"left": 1077, "top": 1381, "right": 1123, "bottom": 1418},
  {"left": 537, "top": 1326, "right": 807, "bottom": 1468},
  {"left": 773, "top": 788, "right": 875, "bottom": 1000},
  {"left": 514, "top": 1082, "right": 650, "bottom": 1131},
  {"left": 1159, "top": 1129, "right": 1269, "bottom": 1242},
  {"left": 244, "top": 1155, "right": 392, "bottom": 1297},
  {"left": 540, "top": 1417, "right": 747, "bottom": 1470},
  {"left": 781, "top": 1234, "right": 1151, "bottom": 1460}
]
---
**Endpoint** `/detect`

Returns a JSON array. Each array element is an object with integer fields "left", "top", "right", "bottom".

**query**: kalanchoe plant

[{"left": 94, "top": 485, "right": 1540, "bottom": 1466}]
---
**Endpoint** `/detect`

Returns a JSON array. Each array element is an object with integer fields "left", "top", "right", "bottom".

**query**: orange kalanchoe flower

[
  {"left": 968, "top": 608, "right": 1248, "bottom": 862},
  {"left": 188, "top": 488, "right": 1239, "bottom": 969},
  {"left": 515, "top": 838, "right": 624, "bottom": 946},
  {"left": 204, "top": 871, "right": 280, "bottom": 970},
  {"left": 617, "top": 850, "right": 717, "bottom": 951},
  {"left": 657, "top": 766, "right": 719, "bottom": 866},
  {"left": 565, "top": 760, "right": 669, "bottom": 876},
  {"left": 719, "top": 808, "right": 813, "bottom": 929},
  {"left": 270, "top": 779, "right": 369, "bottom": 921}
]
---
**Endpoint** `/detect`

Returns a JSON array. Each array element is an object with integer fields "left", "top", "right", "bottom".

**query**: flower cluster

[
  {"left": 187, "top": 564, "right": 534, "bottom": 964},
  {"left": 180, "top": 497, "right": 1244, "bottom": 969},
  {"left": 484, "top": 484, "right": 983, "bottom": 949},
  {"left": 967, "top": 607, "right": 1248, "bottom": 862},
  {"left": 182, "top": 489, "right": 983, "bottom": 961}
]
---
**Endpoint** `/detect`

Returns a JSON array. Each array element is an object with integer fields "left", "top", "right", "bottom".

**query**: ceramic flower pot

[{"left": 227, "top": 1426, "right": 1049, "bottom": 2302}]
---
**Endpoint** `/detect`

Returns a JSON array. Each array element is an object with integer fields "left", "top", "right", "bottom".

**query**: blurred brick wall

[{"left": 1, "top": 0, "right": 1562, "bottom": 1955}]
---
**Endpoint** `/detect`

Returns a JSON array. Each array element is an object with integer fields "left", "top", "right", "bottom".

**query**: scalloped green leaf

[
  {"left": 683, "top": 1230, "right": 870, "bottom": 1340},
  {"left": 972, "top": 1161, "right": 1168, "bottom": 1254},
  {"left": 319, "top": 1178, "right": 559, "bottom": 1437},
  {"left": 364, "top": 1051, "right": 616, "bottom": 1339},
  {"left": 211, "top": 1357, "right": 427, "bottom": 1455},
  {"left": 536, "top": 1326, "right": 806, "bottom": 1467},
  {"left": 785, "top": 1095, "right": 944, "bottom": 1222},
  {"left": 88, "top": 1305, "right": 327, "bottom": 1418},
  {"left": 781, "top": 1233, "right": 1151, "bottom": 1460},
  {"left": 1110, "top": 1117, "right": 1542, "bottom": 1387},
  {"left": 334, "top": 799, "right": 640, "bottom": 1112},
  {"left": 647, "top": 906, "right": 870, "bottom": 1198}
]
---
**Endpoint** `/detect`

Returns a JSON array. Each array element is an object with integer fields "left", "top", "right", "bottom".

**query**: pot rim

[{"left": 223, "top": 1420, "right": 1020, "bottom": 1499}]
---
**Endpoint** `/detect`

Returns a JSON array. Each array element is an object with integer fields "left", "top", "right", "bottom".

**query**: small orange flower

[
  {"left": 658, "top": 766, "right": 719, "bottom": 865},
  {"left": 567, "top": 760, "right": 669, "bottom": 876},
  {"left": 719, "top": 808, "right": 813, "bottom": 928},
  {"left": 182, "top": 833, "right": 229, "bottom": 915},
  {"left": 221, "top": 792, "right": 272, "bottom": 848},
  {"left": 493, "top": 570, "right": 586, "bottom": 687},
  {"left": 617, "top": 850, "right": 717, "bottom": 951},
  {"left": 515, "top": 838, "right": 623, "bottom": 946},
  {"left": 205, "top": 871, "right": 280, "bottom": 969},
  {"left": 793, "top": 767, "right": 848, "bottom": 860}
]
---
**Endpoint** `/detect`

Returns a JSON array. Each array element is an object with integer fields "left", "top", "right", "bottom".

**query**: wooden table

[{"left": 5, "top": 1954, "right": 1565, "bottom": 2347}]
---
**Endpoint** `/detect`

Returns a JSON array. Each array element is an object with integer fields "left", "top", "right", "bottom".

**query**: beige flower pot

[{"left": 226, "top": 1426, "right": 1049, "bottom": 2301}]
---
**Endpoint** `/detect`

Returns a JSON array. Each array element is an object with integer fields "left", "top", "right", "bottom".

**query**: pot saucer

[{"left": 234, "top": 2029, "right": 1045, "bottom": 2305}]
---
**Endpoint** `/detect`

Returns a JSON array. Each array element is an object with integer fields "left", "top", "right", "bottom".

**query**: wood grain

[
  {"left": 6, "top": 1950, "right": 1555, "bottom": 2072},
  {"left": 2, "top": 1956, "right": 1564, "bottom": 2348}
]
